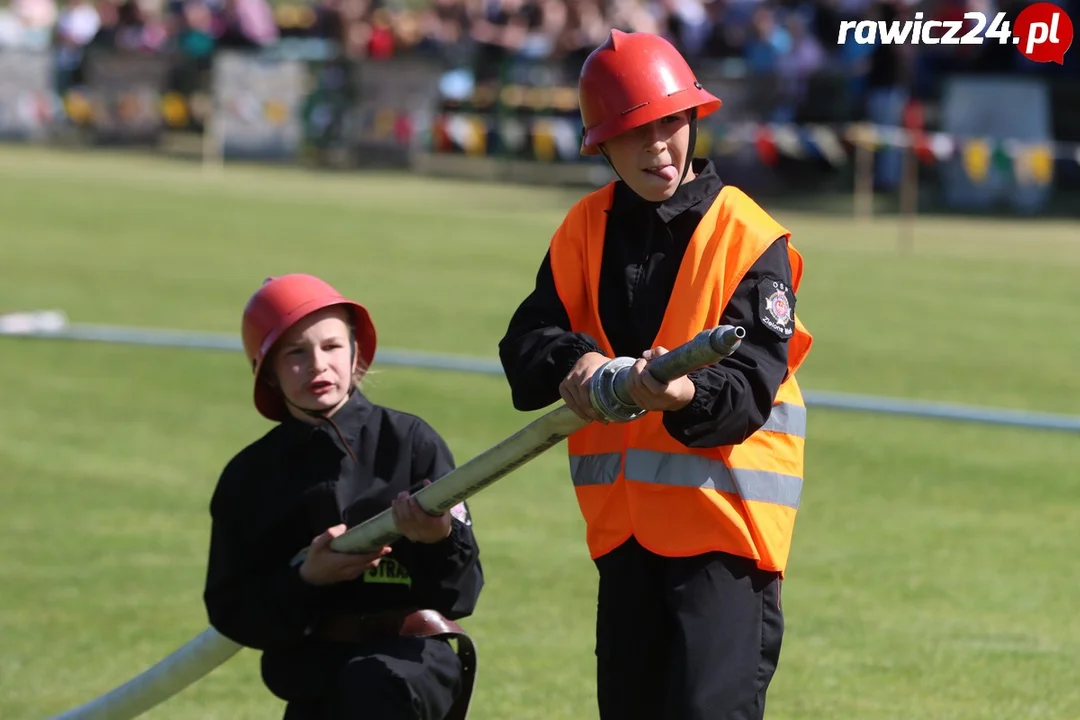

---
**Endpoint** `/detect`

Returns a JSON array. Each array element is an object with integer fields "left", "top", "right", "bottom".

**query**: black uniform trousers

[
  {"left": 594, "top": 537, "right": 784, "bottom": 720},
  {"left": 266, "top": 635, "right": 463, "bottom": 720}
]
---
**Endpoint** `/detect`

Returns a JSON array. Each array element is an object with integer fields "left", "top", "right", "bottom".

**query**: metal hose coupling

[
  {"left": 588, "top": 325, "right": 747, "bottom": 424},
  {"left": 589, "top": 356, "right": 646, "bottom": 423}
]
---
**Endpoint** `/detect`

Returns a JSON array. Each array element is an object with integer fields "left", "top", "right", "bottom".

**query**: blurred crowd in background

[{"left": 0, "top": 0, "right": 1076, "bottom": 129}]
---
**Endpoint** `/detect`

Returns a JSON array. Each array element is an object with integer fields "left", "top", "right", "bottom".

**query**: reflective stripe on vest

[
  {"left": 759, "top": 401, "right": 807, "bottom": 437},
  {"left": 572, "top": 452, "right": 803, "bottom": 509},
  {"left": 569, "top": 401, "right": 806, "bottom": 509}
]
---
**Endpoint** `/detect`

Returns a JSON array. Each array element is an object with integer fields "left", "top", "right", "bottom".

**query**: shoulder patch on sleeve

[
  {"left": 450, "top": 502, "right": 471, "bottom": 526},
  {"left": 756, "top": 278, "right": 795, "bottom": 339}
]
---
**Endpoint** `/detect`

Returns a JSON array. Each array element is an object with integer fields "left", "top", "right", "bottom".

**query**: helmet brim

[{"left": 581, "top": 92, "right": 722, "bottom": 156}]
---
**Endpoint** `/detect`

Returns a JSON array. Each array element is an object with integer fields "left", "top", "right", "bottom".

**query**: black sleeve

[
  {"left": 497, "top": 250, "right": 605, "bottom": 411},
  {"left": 203, "top": 459, "right": 330, "bottom": 650},
  {"left": 661, "top": 237, "right": 795, "bottom": 448},
  {"left": 392, "top": 420, "right": 485, "bottom": 620}
]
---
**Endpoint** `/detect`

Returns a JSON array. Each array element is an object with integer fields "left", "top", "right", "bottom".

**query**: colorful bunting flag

[
  {"left": 696, "top": 126, "right": 714, "bottom": 159},
  {"left": 443, "top": 114, "right": 486, "bottom": 156},
  {"left": 373, "top": 107, "right": 395, "bottom": 139},
  {"left": 500, "top": 118, "right": 528, "bottom": 154},
  {"left": 424, "top": 108, "right": 1080, "bottom": 186},
  {"left": 929, "top": 133, "right": 955, "bottom": 162},
  {"left": 754, "top": 126, "right": 778, "bottom": 166},
  {"left": 877, "top": 125, "right": 908, "bottom": 152},
  {"left": 806, "top": 125, "right": 847, "bottom": 166},
  {"left": 431, "top": 115, "right": 449, "bottom": 152},
  {"left": 770, "top": 124, "right": 804, "bottom": 159},
  {"left": 962, "top": 139, "right": 991, "bottom": 183},
  {"left": 912, "top": 132, "right": 936, "bottom": 165},
  {"left": 161, "top": 92, "right": 188, "bottom": 128},
  {"left": 393, "top": 112, "right": 412, "bottom": 145},
  {"left": 845, "top": 123, "right": 878, "bottom": 150},
  {"left": 532, "top": 119, "right": 556, "bottom": 162},
  {"left": 991, "top": 142, "right": 1012, "bottom": 174},
  {"left": 1014, "top": 144, "right": 1054, "bottom": 186},
  {"left": 549, "top": 119, "right": 581, "bottom": 161}
]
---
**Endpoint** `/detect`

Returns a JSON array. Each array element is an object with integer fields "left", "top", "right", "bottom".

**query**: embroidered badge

[
  {"left": 450, "top": 502, "right": 471, "bottom": 526},
  {"left": 363, "top": 558, "right": 412, "bottom": 586},
  {"left": 757, "top": 278, "right": 795, "bottom": 339}
]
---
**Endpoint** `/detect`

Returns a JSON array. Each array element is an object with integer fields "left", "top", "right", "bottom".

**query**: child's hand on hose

[
  {"left": 393, "top": 480, "right": 453, "bottom": 544},
  {"left": 625, "top": 346, "right": 696, "bottom": 412},
  {"left": 298, "top": 524, "right": 392, "bottom": 586},
  {"left": 559, "top": 351, "right": 610, "bottom": 422}
]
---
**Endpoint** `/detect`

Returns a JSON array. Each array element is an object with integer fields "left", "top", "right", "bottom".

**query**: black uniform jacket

[
  {"left": 203, "top": 390, "right": 484, "bottom": 654},
  {"left": 498, "top": 158, "right": 797, "bottom": 449}
]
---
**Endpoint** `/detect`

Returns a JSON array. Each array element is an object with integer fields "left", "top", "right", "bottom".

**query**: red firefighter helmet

[
  {"left": 578, "top": 30, "right": 722, "bottom": 156},
  {"left": 241, "top": 274, "right": 377, "bottom": 421}
]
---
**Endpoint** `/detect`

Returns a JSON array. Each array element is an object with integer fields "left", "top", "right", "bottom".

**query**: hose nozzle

[{"left": 588, "top": 325, "right": 746, "bottom": 424}]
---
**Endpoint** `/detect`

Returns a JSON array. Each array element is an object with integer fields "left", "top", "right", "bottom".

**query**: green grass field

[{"left": 1, "top": 144, "right": 1079, "bottom": 720}]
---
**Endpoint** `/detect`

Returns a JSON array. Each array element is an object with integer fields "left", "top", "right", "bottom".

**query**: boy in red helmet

[
  {"left": 204, "top": 274, "right": 483, "bottom": 720},
  {"left": 499, "top": 30, "right": 813, "bottom": 720}
]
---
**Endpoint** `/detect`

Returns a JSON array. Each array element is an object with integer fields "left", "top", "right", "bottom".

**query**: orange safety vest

[{"left": 548, "top": 183, "right": 813, "bottom": 574}]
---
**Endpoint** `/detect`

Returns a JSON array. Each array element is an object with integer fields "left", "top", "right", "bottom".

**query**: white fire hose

[{"left": 49, "top": 325, "right": 746, "bottom": 720}]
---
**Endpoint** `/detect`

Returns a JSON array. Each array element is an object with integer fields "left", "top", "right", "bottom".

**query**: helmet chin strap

[
  {"left": 282, "top": 385, "right": 359, "bottom": 464},
  {"left": 681, "top": 107, "right": 700, "bottom": 186},
  {"left": 595, "top": 108, "right": 700, "bottom": 204}
]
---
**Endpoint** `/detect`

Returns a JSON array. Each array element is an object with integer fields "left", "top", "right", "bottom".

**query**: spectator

[
  {"left": 701, "top": 0, "right": 750, "bottom": 59},
  {"left": 309, "top": 0, "right": 345, "bottom": 41},
  {"left": 662, "top": 0, "right": 711, "bottom": 57},
  {"left": 469, "top": 0, "right": 542, "bottom": 82},
  {"left": 606, "top": 0, "right": 663, "bottom": 34},
  {"left": 366, "top": 7, "right": 394, "bottom": 58},
  {"left": 12, "top": 0, "right": 58, "bottom": 47},
  {"left": 553, "top": 0, "right": 608, "bottom": 74},
  {"left": 14, "top": 0, "right": 59, "bottom": 31},
  {"left": 176, "top": 0, "right": 215, "bottom": 58},
  {"left": 775, "top": 11, "right": 824, "bottom": 120},
  {"left": 218, "top": 0, "right": 278, "bottom": 47},
  {"left": 87, "top": 0, "right": 168, "bottom": 52},
  {"left": 54, "top": 0, "right": 100, "bottom": 89},
  {"left": 863, "top": 0, "right": 913, "bottom": 190},
  {"left": 743, "top": 4, "right": 792, "bottom": 74}
]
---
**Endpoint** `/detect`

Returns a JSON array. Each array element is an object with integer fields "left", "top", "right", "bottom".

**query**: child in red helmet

[
  {"left": 204, "top": 274, "right": 483, "bottom": 720},
  {"left": 499, "top": 30, "right": 813, "bottom": 720}
]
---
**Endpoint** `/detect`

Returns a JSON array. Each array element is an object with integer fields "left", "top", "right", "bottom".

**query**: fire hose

[{"left": 49, "top": 325, "right": 746, "bottom": 720}]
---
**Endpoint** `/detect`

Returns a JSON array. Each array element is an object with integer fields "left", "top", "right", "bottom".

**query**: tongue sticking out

[{"left": 649, "top": 165, "right": 679, "bottom": 182}]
